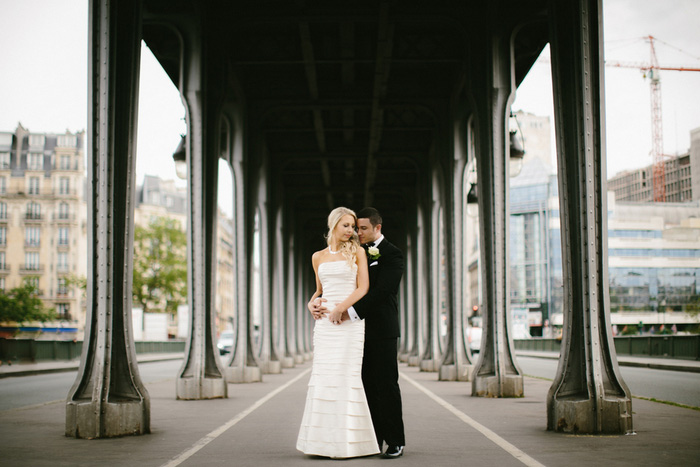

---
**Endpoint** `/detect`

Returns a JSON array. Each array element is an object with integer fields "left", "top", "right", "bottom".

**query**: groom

[{"left": 312, "top": 207, "right": 406, "bottom": 458}]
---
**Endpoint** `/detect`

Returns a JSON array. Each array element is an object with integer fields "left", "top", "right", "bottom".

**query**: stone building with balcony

[{"left": 0, "top": 124, "right": 87, "bottom": 326}]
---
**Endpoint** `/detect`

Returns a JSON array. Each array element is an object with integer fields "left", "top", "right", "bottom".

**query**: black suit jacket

[{"left": 353, "top": 238, "right": 403, "bottom": 341}]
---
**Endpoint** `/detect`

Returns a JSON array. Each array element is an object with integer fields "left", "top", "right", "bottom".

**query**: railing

[
  {"left": 0, "top": 338, "right": 186, "bottom": 362},
  {"left": 19, "top": 265, "right": 44, "bottom": 273},
  {"left": 514, "top": 335, "right": 700, "bottom": 360}
]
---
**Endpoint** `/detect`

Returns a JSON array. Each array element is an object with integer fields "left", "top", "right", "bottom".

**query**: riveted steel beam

[
  {"left": 547, "top": 0, "right": 633, "bottom": 434},
  {"left": 65, "top": 0, "right": 149, "bottom": 438}
]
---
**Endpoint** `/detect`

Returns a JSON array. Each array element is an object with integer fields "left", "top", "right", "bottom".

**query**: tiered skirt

[{"left": 297, "top": 317, "right": 380, "bottom": 458}]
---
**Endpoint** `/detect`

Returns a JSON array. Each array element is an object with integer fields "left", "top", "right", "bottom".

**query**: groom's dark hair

[{"left": 357, "top": 207, "right": 382, "bottom": 227}]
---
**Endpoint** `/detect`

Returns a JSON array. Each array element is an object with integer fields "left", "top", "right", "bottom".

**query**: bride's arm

[
  {"left": 307, "top": 251, "right": 325, "bottom": 318},
  {"left": 328, "top": 252, "right": 369, "bottom": 322}
]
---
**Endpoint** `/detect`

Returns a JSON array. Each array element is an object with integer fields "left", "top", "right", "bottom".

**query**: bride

[{"left": 297, "top": 207, "right": 380, "bottom": 459}]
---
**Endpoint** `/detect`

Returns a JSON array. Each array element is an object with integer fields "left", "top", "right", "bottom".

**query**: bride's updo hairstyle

[{"left": 326, "top": 207, "right": 360, "bottom": 268}]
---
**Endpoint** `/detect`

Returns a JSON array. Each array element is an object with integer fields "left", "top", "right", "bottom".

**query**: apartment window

[
  {"left": 57, "top": 135, "right": 77, "bottom": 148},
  {"left": 57, "top": 252, "right": 68, "bottom": 271},
  {"left": 29, "top": 134, "right": 45, "bottom": 147},
  {"left": 59, "top": 177, "right": 70, "bottom": 195},
  {"left": 25, "top": 276, "right": 40, "bottom": 291},
  {"left": 0, "top": 227, "right": 5, "bottom": 245},
  {"left": 26, "top": 201, "right": 41, "bottom": 219},
  {"left": 28, "top": 177, "right": 40, "bottom": 195},
  {"left": 25, "top": 252, "right": 40, "bottom": 270},
  {"left": 58, "top": 227, "right": 69, "bottom": 245},
  {"left": 0, "top": 176, "right": 6, "bottom": 194},
  {"left": 25, "top": 226, "right": 41, "bottom": 247},
  {"left": 57, "top": 277, "right": 68, "bottom": 296},
  {"left": 28, "top": 152, "right": 43, "bottom": 170},
  {"left": 56, "top": 303, "right": 70, "bottom": 319},
  {"left": 59, "top": 155, "right": 71, "bottom": 170},
  {"left": 0, "top": 277, "right": 4, "bottom": 291},
  {"left": 0, "top": 251, "right": 5, "bottom": 269},
  {"left": 0, "top": 202, "right": 6, "bottom": 219},
  {"left": 0, "top": 152, "right": 9, "bottom": 169},
  {"left": 58, "top": 202, "right": 70, "bottom": 219}
]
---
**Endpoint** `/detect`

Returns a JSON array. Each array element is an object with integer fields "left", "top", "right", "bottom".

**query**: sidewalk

[
  {"left": 0, "top": 352, "right": 184, "bottom": 378},
  {"left": 1, "top": 360, "right": 699, "bottom": 466},
  {"left": 515, "top": 350, "right": 700, "bottom": 373},
  {"left": 3, "top": 350, "right": 698, "bottom": 380}
]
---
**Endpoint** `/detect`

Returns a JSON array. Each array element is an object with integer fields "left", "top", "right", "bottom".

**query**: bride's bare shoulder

[{"left": 311, "top": 248, "right": 328, "bottom": 265}]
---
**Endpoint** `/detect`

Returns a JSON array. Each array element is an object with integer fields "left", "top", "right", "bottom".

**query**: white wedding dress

[{"left": 297, "top": 260, "right": 380, "bottom": 458}]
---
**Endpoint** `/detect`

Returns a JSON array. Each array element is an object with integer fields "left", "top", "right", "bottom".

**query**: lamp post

[{"left": 172, "top": 135, "right": 187, "bottom": 180}]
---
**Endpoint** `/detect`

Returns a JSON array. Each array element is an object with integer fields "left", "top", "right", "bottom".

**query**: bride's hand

[{"left": 328, "top": 307, "right": 344, "bottom": 325}]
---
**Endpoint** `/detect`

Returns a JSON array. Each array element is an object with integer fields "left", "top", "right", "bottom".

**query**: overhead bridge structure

[{"left": 65, "top": 0, "right": 633, "bottom": 439}]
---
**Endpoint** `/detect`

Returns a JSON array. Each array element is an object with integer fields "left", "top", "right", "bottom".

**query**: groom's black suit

[{"left": 353, "top": 237, "right": 406, "bottom": 448}]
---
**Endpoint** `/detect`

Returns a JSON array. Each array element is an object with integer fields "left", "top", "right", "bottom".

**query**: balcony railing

[
  {"left": 0, "top": 264, "right": 9, "bottom": 274},
  {"left": 25, "top": 241, "right": 41, "bottom": 248},
  {"left": 25, "top": 213, "right": 43, "bottom": 221},
  {"left": 19, "top": 264, "right": 44, "bottom": 274},
  {"left": 54, "top": 189, "right": 78, "bottom": 196}
]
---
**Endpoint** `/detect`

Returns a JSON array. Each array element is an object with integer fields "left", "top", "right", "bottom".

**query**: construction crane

[{"left": 606, "top": 36, "right": 700, "bottom": 202}]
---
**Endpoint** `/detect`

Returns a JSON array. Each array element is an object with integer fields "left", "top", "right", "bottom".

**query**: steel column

[
  {"left": 471, "top": 30, "right": 524, "bottom": 398},
  {"left": 176, "top": 17, "right": 227, "bottom": 399},
  {"left": 547, "top": 0, "right": 633, "bottom": 434},
  {"left": 66, "top": 0, "right": 149, "bottom": 438}
]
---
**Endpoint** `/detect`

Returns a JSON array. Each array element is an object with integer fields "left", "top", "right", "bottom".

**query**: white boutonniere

[{"left": 367, "top": 246, "right": 381, "bottom": 261}]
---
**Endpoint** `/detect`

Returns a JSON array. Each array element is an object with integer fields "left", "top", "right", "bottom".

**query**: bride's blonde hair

[{"left": 326, "top": 207, "right": 360, "bottom": 268}]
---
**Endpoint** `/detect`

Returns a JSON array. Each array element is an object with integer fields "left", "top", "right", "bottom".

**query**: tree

[
  {"left": 0, "top": 282, "right": 56, "bottom": 323},
  {"left": 132, "top": 216, "right": 187, "bottom": 314}
]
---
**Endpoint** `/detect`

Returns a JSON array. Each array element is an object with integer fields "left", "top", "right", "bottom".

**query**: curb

[
  {"left": 0, "top": 354, "right": 183, "bottom": 379},
  {"left": 516, "top": 351, "right": 700, "bottom": 373}
]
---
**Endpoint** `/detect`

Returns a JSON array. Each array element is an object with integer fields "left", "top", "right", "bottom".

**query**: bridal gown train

[{"left": 297, "top": 260, "right": 380, "bottom": 458}]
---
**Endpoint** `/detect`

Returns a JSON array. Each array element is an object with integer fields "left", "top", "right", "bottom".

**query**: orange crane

[{"left": 606, "top": 36, "right": 700, "bottom": 202}]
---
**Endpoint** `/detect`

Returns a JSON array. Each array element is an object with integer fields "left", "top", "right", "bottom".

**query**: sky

[{"left": 1, "top": 0, "right": 699, "bottom": 190}]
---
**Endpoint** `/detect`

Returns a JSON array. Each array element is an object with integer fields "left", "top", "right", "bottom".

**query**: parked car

[
  {"left": 466, "top": 326, "right": 482, "bottom": 353},
  {"left": 217, "top": 331, "right": 234, "bottom": 355}
]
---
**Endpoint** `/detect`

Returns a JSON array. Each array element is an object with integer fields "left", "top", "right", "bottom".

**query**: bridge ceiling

[{"left": 143, "top": 0, "right": 548, "bottom": 245}]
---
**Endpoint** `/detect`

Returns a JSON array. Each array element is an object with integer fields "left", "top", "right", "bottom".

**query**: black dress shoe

[{"left": 382, "top": 445, "right": 404, "bottom": 458}]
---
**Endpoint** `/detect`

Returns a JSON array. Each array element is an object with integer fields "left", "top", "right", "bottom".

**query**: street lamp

[{"left": 172, "top": 135, "right": 187, "bottom": 180}]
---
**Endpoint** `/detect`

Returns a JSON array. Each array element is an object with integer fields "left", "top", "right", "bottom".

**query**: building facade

[
  {"left": 134, "top": 175, "right": 235, "bottom": 336},
  {"left": 0, "top": 124, "right": 87, "bottom": 325},
  {"left": 608, "top": 126, "right": 700, "bottom": 203}
]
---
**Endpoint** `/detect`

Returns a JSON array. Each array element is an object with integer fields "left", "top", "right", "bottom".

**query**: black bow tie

[{"left": 362, "top": 242, "right": 375, "bottom": 248}]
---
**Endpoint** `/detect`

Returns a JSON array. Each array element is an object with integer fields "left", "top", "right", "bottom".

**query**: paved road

[
  {"left": 0, "top": 359, "right": 183, "bottom": 411},
  {"left": 517, "top": 356, "right": 700, "bottom": 408}
]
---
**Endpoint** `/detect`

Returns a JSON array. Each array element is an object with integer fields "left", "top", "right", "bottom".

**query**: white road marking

[
  {"left": 161, "top": 368, "right": 311, "bottom": 467},
  {"left": 400, "top": 372, "right": 546, "bottom": 467}
]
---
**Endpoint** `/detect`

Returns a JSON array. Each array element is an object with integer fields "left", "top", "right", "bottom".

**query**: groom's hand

[{"left": 309, "top": 298, "right": 328, "bottom": 320}]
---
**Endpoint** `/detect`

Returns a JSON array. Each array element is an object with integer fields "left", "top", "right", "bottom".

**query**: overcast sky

[{"left": 1, "top": 0, "right": 699, "bottom": 187}]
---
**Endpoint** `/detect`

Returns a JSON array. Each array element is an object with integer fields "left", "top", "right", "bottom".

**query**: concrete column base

[
  {"left": 294, "top": 354, "right": 305, "bottom": 364},
  {"left": 548, "top": 397, "right": 633, "bottom": 434},
  {"left": 66, "top": 400, "right": 149, "bottom": 439},
  {"left": 419, "top": 359, "right": 439, "bottom": 372},
  {"left": 304, "top": 352, "right": 313, "bottom": 361},
  {"left": 439, "top": 364, "right": 474, "bottom": 381},
  {"left": 398, "top": 352, "right": 410, "bottom": 363},
  {"left": 407, "top": 356, "right": 420, "bottom": 367},
  {"left": 281, "top": 356, "right": 295, "bottom": 368},
  {"left": 261, "top": 360, "right": 282, "bottom": 374},
  {"left": 224, "top": 366, "right": 263, "bottom": 384},
  {"left": 176, "top": 376, "right": 227, "bottom": 400},
  {"left": 472, "top": 374, "right": 523, "bottom": 398}
]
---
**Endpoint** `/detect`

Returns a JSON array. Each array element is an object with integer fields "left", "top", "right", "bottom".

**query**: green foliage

[
  {"left": 0, "top": 282, "right": 56, "bottom": 323},
  {"left": 685, "top": 295, "right": 700, "bottom": 318},
  {"left": 132, "top": 216, "right": 187, "bottom": 314},
  {"left": 620, "top": 325, "right": 639, "bottom": 336}
]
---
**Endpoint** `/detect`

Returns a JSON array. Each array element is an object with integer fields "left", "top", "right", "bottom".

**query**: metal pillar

[
  {"left": 274, "top": 209, "right": 295, "bottom": 368},
  {"left": 439, "top": 116, "right": 475, "bottom": 382},
  {"left": 408, "top": 209, "right": 428, "bottom": 367},
  {"left": 472, "top": 30, "right": 524, "bottom": 398},
  {"left": 176, "top": 20, "right": 227, "bottom": 399},
  {"left": 66, "top": 0, "right": 149, "bottom": 438},
  {"left": 547, "top": 0, "right": 633, "bottom": 434}
]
